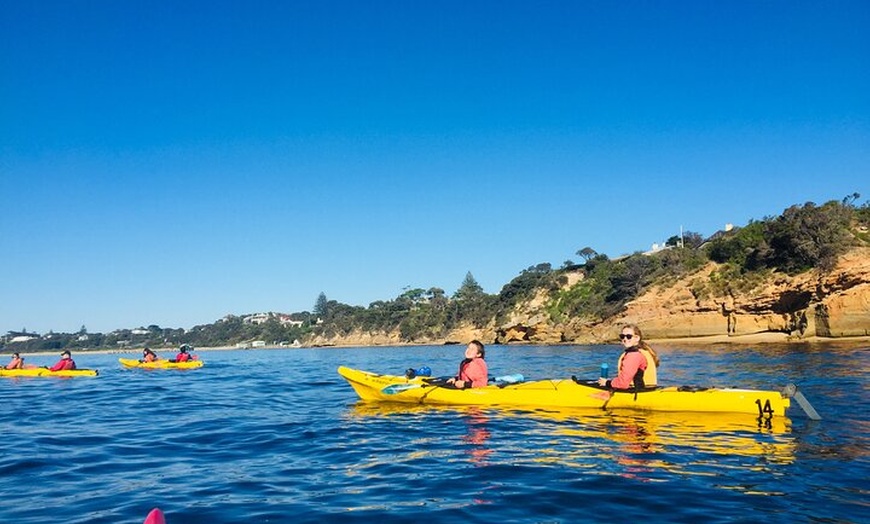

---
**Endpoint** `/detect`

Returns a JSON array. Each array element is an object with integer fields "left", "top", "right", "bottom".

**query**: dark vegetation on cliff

[{"left": 5, "top": 195, "right": 868, "bottom": 351}]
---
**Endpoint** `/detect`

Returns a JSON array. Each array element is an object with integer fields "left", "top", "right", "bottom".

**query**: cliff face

[
  {"left": 306, "top": 324, "right": 494, "bottom": 348},
  {"left": 496, "top": 246, "right": 870, "bottom": 344},
  {"left": 305, "top": 247, "right": 870, "bottom": 347},
  {"left": 616, "top": 250, "right": 869, "bottom": 340}
]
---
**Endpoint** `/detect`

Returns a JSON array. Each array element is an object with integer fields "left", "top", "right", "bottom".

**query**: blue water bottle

[{"left": 600, "top": 363, "right": 609, "bottom": 380}]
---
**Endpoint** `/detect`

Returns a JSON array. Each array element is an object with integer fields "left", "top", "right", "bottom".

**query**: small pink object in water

[{"left": 144, "top": 508, "right": 166, "bottom": 524}]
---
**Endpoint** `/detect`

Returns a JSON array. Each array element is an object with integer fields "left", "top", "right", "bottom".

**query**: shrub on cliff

[
  {"left": 707, "top": 199, "right": 859, "bottom": 275},
  {"left": 758, "top": 201, "right": 853, "bottom": 273}
]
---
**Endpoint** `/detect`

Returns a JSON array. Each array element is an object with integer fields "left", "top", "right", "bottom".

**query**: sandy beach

[{"left": 648, "top": 332, "right": 870, "bottom": 348}]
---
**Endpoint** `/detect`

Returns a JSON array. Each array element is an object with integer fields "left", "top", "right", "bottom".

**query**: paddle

[
  {"left": 572, "top": 375, "right": 616, "bottom": 408},
  {"left": 782, "top": 384, "right": 822, "bottom": 420},
  {"left": 381, "top": 382, "right": 426, "bottom": 395},
  {"left": 380, "top": 374, "right": 523, "bottom": 395}
]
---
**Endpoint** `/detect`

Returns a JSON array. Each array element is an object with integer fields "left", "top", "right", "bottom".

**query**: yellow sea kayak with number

[
  {"left": 0, "top": 367, "right": 98, "bottom": 378},
  {"left": 119, "top": 358, "right": 203, "bottom": 369},
  {"left": 337, "top": 366, "right": 798, "bottom": 417}
]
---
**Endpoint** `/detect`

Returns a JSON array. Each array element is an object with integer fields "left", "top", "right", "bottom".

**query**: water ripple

[{"left": 1, "top": 346, "right": 866, "bottom": 523}]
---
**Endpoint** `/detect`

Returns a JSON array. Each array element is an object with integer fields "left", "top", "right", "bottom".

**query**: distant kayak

[
  {"left": 119, "top": 358, "right": 203, "bottom": 369},
  {"left": 0, "top": 367, "right": 98, "bottom": 378},
  {"left": 337, "top": 366, "right": 807, "bottom": 417}
]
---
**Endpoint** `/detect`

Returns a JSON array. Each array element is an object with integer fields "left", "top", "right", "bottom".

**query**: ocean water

[{"left": 1, "top": 343, "right": 867, "bottom": 523}]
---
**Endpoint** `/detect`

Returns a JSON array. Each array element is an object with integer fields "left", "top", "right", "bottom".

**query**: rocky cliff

[
  {"left": 305, "top": 247, "right": 870, "bottom": 347},
  {"left": 495, "top": 246, "right": 870, "bottom": 344}
]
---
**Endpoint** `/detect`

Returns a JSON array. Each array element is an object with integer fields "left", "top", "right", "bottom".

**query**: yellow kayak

[
  {"left": 119, "top": 358, "right": 203, "bottom": 369},
  {"left": 0, "top": 367, "right": 98, "bottom": 378},
  {"left": 338, "top": 366, "right": 797, "bottom": 417}
]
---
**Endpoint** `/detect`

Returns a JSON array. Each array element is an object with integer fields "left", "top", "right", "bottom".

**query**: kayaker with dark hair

[
  {"left": 5, "top": 352, "right": 24, "bottom": 370},
  {"left": 446, "top": 340, "right": 488, "bottom": 389},
  {"left": 48, "top": 351, "right": 77, "bottom": 372},
  {"left": 599, "top": 324, "right": 660, "bottom": 389},
  {"left": 174, "top": 345, "right": 193, "bottom": 362},
  {"left": 141, "top": 348, "right": 159, "bottom": 363}
]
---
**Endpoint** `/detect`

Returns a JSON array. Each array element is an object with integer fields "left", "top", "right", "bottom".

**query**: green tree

[
  {"left": 454, "top": 272, "right": 484, "bottom": 300},
  {"left": 313, "top": 292, "right": 329, "bottom": 317},
  {"left": 452, "top": 272, "right": 495, "bottom": 328},
  {"left": 706, "top": 221, "right": 765, "bottom": 267},
  {"left": 576, "top": 247, "right": 598, "bottom": 263},
  {"left": 761, "top": 201, "right": 852, "bottom": 273},
  {"left": 665, "top": 231, "right": 704, "bottom": 249}
]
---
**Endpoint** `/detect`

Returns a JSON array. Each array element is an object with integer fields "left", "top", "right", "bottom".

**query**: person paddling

[
  {"left": 5, "top": 352, "right": 24, "bottom": 370},
  {"left": 174, "top": 344, "right": 193, "bottom": 362},
  {"left": 48, "top": 350, "right": 77, "bottom": 372},
  {"left": 141, "top": 348, "right": 159, "bottom": 363}
]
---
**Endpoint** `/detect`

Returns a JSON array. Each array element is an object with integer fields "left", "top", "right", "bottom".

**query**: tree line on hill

[{"left": 4, "top": 195, "right": 867, "bottom": 352}]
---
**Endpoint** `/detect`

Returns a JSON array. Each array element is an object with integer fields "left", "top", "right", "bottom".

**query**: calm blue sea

[{"left": 1, "top": 343, "right": 867, "bottom": 523}]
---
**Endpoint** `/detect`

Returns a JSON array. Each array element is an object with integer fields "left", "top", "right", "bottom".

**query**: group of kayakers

[
  {"left": 9, "top": 327, "right": 657, "bottom": 389},
  {"left": 445, "top": 324, "right": 659, "bottom": 391},
  {"left": 5, "top": 345, "right": 196, "bottom": 371}
]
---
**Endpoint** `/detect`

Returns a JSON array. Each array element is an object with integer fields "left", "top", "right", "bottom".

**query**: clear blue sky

[{"left": 1, "top": 1, "right": 868, "bottom": 334}]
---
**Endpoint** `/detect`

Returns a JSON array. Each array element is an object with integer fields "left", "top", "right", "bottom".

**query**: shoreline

[{"left": 8, "top": 332, "right": 869, "bottom": 358}]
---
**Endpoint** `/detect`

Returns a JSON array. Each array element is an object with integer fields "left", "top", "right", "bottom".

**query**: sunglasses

[{"left": 619, "top": 333, "right": 635, "bottom": 340}]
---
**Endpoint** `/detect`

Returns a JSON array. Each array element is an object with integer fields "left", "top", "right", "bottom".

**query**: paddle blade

[
  {"left": 494, "top": 373, "right": 524, "bottom": 386},
  {"left": 782, "top": 383, "right": 822, "bottom": 420},
  {"left": 381, "top": 383, "right": 421, "bottom": 395},
  {"left": 144, "top": 508, "right": 166, "bottom": 524},
  {"left": 793, "top": 391, "right": 822, "bottom": 420}
]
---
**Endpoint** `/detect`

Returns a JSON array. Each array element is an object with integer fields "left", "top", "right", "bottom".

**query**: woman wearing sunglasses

[{"left": 598, "top": 324, "right": 660, "bottom": 390}]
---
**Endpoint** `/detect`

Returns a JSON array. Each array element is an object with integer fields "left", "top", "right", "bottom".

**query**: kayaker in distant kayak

[
  {"left": 598, "top": 324, "right": 660, "bottom": 390},
  {"left": 174, "top": 344, "right": 193, "bottom": 362},
  {"left": 5, "top": 352, "right": 24, "bottom": 370},
  {"left": 48, "top": 350, "right": 77, "bottom": 371},
  {"left": 141, "top": 348, "right": 159, "bottom": 363},
  {"left": 446, "top": 340, "right": 489, "bottom": 389}
]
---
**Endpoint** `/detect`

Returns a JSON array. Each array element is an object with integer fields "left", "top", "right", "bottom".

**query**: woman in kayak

[
  {"left": 48, "top": 351, "right": 77, "bottom": 371},
  {"left": 625, "top": 324, "right": 660, "bottom": 386},
  {"left": 446, "top": 340, "right": 489, "bottom": 389},
  {"left": 5, "top": 352, "right": 24, "bottom": 370},
  {"left": 598, "top": 324, "right": 660, "bottom": 390},
  {"left": 141, "top": 348, "right": 159, "bottom": 363}
]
